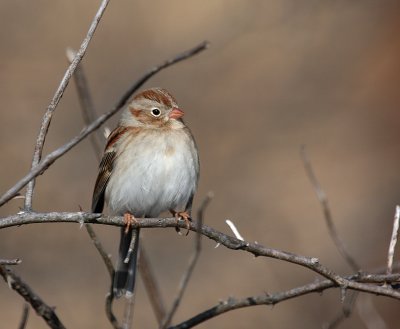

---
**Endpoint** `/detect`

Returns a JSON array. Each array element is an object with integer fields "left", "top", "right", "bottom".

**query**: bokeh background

[{"left": 1, "top": 1, "right": 400, "bottom": 328}]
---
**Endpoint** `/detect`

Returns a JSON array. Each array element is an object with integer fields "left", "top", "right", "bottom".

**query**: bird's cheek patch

[{"left": 130, "top": 108, "right": 141, "bottom": 118}]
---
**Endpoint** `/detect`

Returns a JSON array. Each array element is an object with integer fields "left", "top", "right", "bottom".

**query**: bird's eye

[{"left": 151, "top": 108, "right": 161, "bottom": 117}]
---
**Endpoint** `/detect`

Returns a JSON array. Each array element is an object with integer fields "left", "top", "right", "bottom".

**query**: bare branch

[
  {"left": 300, "top": 145, "right": 360, "bottom": 272},
  {"left": 138, "top": 244, "right": 166, "bottom": 325},
  {"left": 168, "top": 271, "right": 397, "bottom": 329},
  {"left": 66, "top": 48, "right": 103, "bottom": 158},
  {"left": 18, "top": 304, "right": 30, "bottom": 329},
  {"left": 0, "top": 265, "right": 65, "bottom": 329},
  {"left": 24, "top": 0, "right": 110, "bottom": 211},
  {"left": 323, "top": 291, "right": 357, "bottom": 329},
  {"left": 1, "top": 211, "right": 400, "bottom": 300},
  {"left": 387, "top": 205, "right": 400, "bottom": 275},
  {"left": 161, "top": 192, "right": 214, "bottom": 328},
  {"left": 0, "top": 258, "right": 21, "bottom": 265},
  {"left": 85, "top": 224, "right": 114, "bottom": 278},
  {"left": 0, "top": 41, "right": 209, "bottom": 208}
]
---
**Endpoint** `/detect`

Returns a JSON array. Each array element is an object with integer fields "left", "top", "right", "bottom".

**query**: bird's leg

[
  {"left": 170, "top": 209, "right": 191, "bottom": 235},
  {"left": 123, "top": 212, "right": 138, "bottom": 234}
]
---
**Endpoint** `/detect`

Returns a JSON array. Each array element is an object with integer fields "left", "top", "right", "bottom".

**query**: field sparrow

[{"left": 91, "top": 88, "right": 199, "bottom": 298}]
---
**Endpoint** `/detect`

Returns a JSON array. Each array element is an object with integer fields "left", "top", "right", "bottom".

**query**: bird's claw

[
  {"left": 171, "top": 210, "right": 191, "bottom": 236},
  {"left": 123, "top": 213, "right": 137, "bottom": 234}
]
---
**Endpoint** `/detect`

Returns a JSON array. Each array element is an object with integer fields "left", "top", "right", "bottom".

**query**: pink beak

[{"left": 169, "top": 107, "right": 184, "bottom": 119}]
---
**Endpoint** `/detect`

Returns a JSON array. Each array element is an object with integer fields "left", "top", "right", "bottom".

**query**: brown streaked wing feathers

[{"left": 91, "top": 126, "right": 129, "bottom": 213}]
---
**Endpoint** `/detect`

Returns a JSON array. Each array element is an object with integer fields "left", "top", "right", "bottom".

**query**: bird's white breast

[{"left": 105, "top": 128, "right": 198, "bottom": 217}]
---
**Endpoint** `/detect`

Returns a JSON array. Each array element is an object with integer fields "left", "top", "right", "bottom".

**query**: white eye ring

[{"left": 151, "top": 108, "right": 161, "bottom": 117}]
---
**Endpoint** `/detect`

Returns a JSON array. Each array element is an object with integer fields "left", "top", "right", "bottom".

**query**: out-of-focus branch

[
  {"left": 66, "top": 48, "right": 103, "bottom": 157},
  {"left": 0, "top": 258, "right": 21, "bottom": 265},
  {"left": 138, "top": 244, "right": 166, "bottom": 325},
  {"left": 300, "top": 145, "right": 360, "bottom": 272},
  {"left": 161, "top": 192, "right": 214, "bottom": 328},
  {"left": 0, "top": 41, "right": 209, "bottom": 208},
  {"left": 23, "top": 0, "right": 110, "bottom": 211},
  {"left": 323, "top": 291, "right": 357, "bottom": 329},
  {"left": 85, "top": 224, "right": 114, "bottom": 278},
  {"left": 356, "top": 294, "right": 388, "bottom": 329},
  {"left": 1, "top": 212, "right": 400, "bottom": 299},
  {"left": 301, "top": 146, "right": 363, "bottom": 329},
  {"left": 0, "top": 266, "right": 65, "bottom": 329},
  {"left": 18, "top": 303, "right": 30, "bottom": 329},
  {"left": 387, "top": 205, "right": 400, "bottom": 275}
]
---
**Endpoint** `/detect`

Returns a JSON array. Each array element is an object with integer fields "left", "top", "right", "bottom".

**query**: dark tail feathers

[{"left": 113, "top": 227, "right": 140, "bottom": 298}]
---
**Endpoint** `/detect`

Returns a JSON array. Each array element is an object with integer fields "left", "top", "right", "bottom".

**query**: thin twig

[
  {"left": 0, "top": 41, "right": 209, "bottom": 208},
  {"left": 225, "top": 219, "right": 244, "bottom": 241},
  {"left": 300, "top": 145, "right": 360, "bottom": 272},
  {"left": 85, "top": 224, "right": 114, "bottom": 278},
  {"left": 66, "top": 47, "right": 103, "bottom": 158},
  {"left": 301, "top": 146, "right": 362, "bottom": 328},
  {"left": 0, "top": 258, "right": 21, "bottom": 265},
  {"left": 18, "top": 303, "right": 30, "bottom": 329},
  {"left": 323, "top": 291, "right": 357, "bottom": 329},
  {"left": 1, "top": 212, "right": 400, "bottom": 299},
  {"left": 161, "top": 192, "right": 214, "bottom": 328},
  {"left": 138, "top": 243, "right": 166, "bottom": 325},
  {"left": 23, "top": 0, "right": 110, "bottom": 211},
  {"left": 387, "top": 205, "right": 400, "bottom": 275},
  {"left": 0, "top": 265, "right": 65, "bottom": 329}
]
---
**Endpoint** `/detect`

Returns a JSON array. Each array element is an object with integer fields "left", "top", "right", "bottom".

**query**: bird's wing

[{"left": 91, "top": 126, "right": 130, "bottom": 213}]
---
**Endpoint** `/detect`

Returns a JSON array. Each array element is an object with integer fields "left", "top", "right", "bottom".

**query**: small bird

[{"left": 92, "top": 88, "right": 199, "bottom": 298}]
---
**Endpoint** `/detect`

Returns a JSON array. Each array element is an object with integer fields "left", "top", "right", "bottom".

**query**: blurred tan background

[{"left": 1, "top": 1, "right": 400, "bottom": 328}]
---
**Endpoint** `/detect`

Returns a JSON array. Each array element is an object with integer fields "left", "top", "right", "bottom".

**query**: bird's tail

[{"left": 113, "top": 227, "right": 140, "bottom": 298}]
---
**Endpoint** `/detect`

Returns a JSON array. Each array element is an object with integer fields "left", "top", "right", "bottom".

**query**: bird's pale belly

[{"left": 105, "top": 135, "right": 197, "bottom": 217}]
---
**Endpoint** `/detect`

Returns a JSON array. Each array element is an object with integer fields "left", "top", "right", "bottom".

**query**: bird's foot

[
  {"left": 123, "top": 212, "right": 137, "bottom": 234},
  {"left": 170, "top": 210, "right": 191, "bottom": 236}
]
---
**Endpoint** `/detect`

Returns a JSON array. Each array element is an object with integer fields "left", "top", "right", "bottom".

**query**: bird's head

[{"left": 121, "top": 88, "right": 184, "bottom": 128}]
